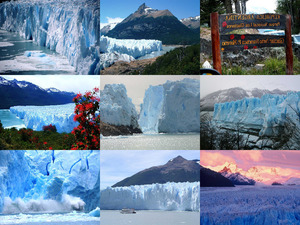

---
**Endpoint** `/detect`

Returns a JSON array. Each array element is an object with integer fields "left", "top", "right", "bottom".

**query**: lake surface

[
  {"left": 101, "top": 210, "right": 200, "bottom": 225},
  {"left": 0, "top": 30, "right": 75, "bottom": 74},
  {"left": 137, "top": 46, "right": 177, "bottom": 60},
  {"left": 0, "top": 109, "right": 25, "bottom": 129},
  {"left": 101, "top": 133, "right": 200, "bottom": 150},
  {"left": 0, "top": 212, "right": 99, "bottom": 225}
]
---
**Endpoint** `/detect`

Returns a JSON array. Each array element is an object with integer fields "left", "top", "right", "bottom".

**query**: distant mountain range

[
  {"left": 200, "top": 165, "right": 234, "bottom": 187},
  {"left": 105, "top": 3, "right": 200, "bottom": 45},
  {"left": 180, "top": 16, "right": 200, "bottom": 32},
  {"left": 220, "top": 167, "right": 255, "bottom": 185},
  {"left": 0, "top": 77, "right": 76, "bottom": 109},
  {"left": 112, "top": 156, "right": 200, "bottom": 187},
  {"left": 201, "top": 87, "right": 290, "bottom": 111}
]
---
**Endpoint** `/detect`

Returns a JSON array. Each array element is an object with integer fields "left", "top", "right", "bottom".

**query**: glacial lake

[
  {"left": 101, "top": 133, "right": 200, "bottom": 150},
  {"left": 0, "top": 212, "right": 99, "bottom": 225},
  {"left": 101, "top": 210, "right": 200, "bottom": 225},
  {"left": 0, "top": 109, "right": 25, "bottom": 129},
  {"left": 0, "top": 30, "right": 75, "bottom": 75}
]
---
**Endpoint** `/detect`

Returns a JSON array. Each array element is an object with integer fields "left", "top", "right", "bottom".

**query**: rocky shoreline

[{"left": 100, "top": 121, "right": 142, "bottom": 136}]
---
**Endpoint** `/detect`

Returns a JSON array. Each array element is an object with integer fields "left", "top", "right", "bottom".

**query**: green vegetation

[
  {"left": 201, "top": 0, "right": 225, "bottom": 26},
  {"left": 276, "top": 0, "right": 300, "bottom": 34},
  {"left": 222, "top": 56, "right": 300, "bottom": 75},
  {"left": 142, "top": 44, "right": 200, "bottom": 75},
  {"left": 0, "top": 126, "right": 75, "bottom": 150}
]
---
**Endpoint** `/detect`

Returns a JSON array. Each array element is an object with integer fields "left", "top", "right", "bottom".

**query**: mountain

[
  {"left": 201, "top": 87, "right": 290, "bottom": 111},
  {"left": 101, "top": 21, "right": 122, "bottom": 35},
  {"left": 220, "top": 167, "right": 255, "bottom": 185},
  {"left": 284, "top": 177, "right": 300, "bottom": 186},
  {"left": 106, "top": 3, "right": 200, "bottom": 45},
  {"left": 112, "top": 156, "right": 200, "bottom": 187},
  {"left": 200, "top": 165, "right": 234, "bottom": 187},
  {"left": 0, "top": 77, "right": 76, "bottom": 109},
  {"left": 180, "top": 16, "right": 200, "bottom": 32}
]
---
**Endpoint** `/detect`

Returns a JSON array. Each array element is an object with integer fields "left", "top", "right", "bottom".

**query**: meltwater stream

[{"left": 0, "top": 30, "right": 76, "bottom": 75}]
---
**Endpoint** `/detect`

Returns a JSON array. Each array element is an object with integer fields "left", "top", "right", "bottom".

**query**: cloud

[
  {"left": 233, "top": 150, "right": 263, "bottom": 162},
  {"left": 100, "top": 17, "right": 124, "bottom": 29},
  {"left": 200, "top": 151, "right": 236, "bottom": 167}
]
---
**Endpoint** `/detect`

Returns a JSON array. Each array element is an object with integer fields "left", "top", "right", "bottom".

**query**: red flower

[
  {"left": 49, "top": 147, "right": 53, "bottom": 150},
  {"left": 244, "top": 45, "right": 249, "bottom": 50},
  {"left": 222, "top": 21, "right": 227, "bottom": 27},
  {"left": 44, "top": 142, "right": 47, "bottom": 145},
  {"left": 241, "top": 35, "right": 245, "bottom": 40},
  {"left": 230, "top": 34, "right": 235, "bottom": 40},
  {"left": 253, "top": 46, "right": 258, "bottom": 49}
]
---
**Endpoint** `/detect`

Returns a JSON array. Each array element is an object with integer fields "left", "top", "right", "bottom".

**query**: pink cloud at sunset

[{"left": 201, "top": 151, "right": 300, "bottom": 185}]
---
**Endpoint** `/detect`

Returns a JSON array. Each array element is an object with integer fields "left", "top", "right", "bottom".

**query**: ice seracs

[
  {"left": 100, "top": 182, "right": 200, "bottom": 211},
  {"left": 10, "top": 103, "right": 78, "bottom": 133},
  {"left": 100, "top": 84, "right": 140, "bottom": 129},
  {"left": 139, "top": 78, "right": 200, "bottom": 133},
  {"left": 0, "top": 0, "right": 100, "bottom": 74}
]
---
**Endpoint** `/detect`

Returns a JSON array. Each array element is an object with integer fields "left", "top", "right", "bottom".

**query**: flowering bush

[
  {"left": 43, "top": 124, "right": 57, "bottom": 132},
  {"left": 71, "top": 87, "right": 100, "bottom": 150},
  {"left": 18, "top": 128, "right": 33, "bottom": 142}
]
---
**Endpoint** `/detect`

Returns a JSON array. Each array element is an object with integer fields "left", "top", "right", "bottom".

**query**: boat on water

[{"left": 120, "top": 208, "right": 136, "bottom": 214}]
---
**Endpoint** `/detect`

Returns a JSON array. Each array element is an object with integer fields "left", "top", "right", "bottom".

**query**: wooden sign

[
  {"left": 220, "top": 34, "right": 285, "bottom": 51},
  {"left": 220, "top": 13, "right": 286, "bottom": 33}
]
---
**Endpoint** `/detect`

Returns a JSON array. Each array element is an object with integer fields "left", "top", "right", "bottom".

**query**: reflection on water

[{"left": 0, "top": 30, "right": 75, "bottom": 75}]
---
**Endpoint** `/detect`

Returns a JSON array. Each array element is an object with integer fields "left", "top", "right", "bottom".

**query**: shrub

[{"left": 43, "top": 124, "right": 57, "bottom": 132}]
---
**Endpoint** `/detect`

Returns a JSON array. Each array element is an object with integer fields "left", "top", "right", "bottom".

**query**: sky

[
  {"left": 3, "top": 76, "right": 100, "bottom": 94},
  {"left": 100, "top": 75, "right": 200, "bottom": 111},
  {"left": 100, "top": 150, "right": 200, "bottom": 189},
  {"left": 201, "top": 150, "right": 300, "bottom": 184},
  {"left": 100, "top": 0, "right": 200, "bottom": 26},
  {"left": 246, "top": 0, "right": 277, "bottom": 14},
  {"left": 201, "top": 76, "right": 300, "bottom": 98}
]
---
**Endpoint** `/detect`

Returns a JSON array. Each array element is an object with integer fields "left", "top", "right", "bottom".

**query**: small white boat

[{"left": 120, "top": 208, "right": 136, "bottom": 214}]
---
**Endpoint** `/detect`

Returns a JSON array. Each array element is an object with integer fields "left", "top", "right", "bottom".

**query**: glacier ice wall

[
  {"left": 201, "top": 186, "right": 300, "bottom": 225},
  {"left": 100, "top": 182, "right": 200, "bottom": 211},
  {"left": 100, "top": 84, "right": 140, "bottom": 128},
  {"left": 0, "top": 0, "right": 100, "bottom": 75},
  {"left": 139, "top": 78, "right": 200, "bottom": 133},
  {"left": 10, "top": 103, "right": 78, "bottom": 133},
  {"left": 100, "top": 35, "right": 162, "bottom": 69},
  {"left": 0, "top": 150, "right": 100, "bottom": 213},
  {"left": 213, "top": 92, "right": 300, "bottom": 136}
]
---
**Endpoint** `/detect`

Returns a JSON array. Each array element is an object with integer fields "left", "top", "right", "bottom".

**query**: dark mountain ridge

[{"left": 200, "top": 165, "right": 234, "bottom": 187}]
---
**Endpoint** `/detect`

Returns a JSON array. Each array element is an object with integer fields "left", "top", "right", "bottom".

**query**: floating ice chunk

[
  {"left": 89, "top": 207, "right": 100, "bottom": 217},
  {"left": 0, "top": 41, "right": 14, "bottom": 47}
]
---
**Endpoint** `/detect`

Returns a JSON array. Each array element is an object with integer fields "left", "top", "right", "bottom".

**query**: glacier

[
  {"left": 0, "top": 150, "right": 100, "bottom": 214},
  {"left": 10, "top": 103, "right": 78, "bottom": 133},
  {"left": 100, "top": 35, "right": 162, "bottom": 69},
  {"left": 201, "top": 186, "right": 300, "bottom": 225},
  {"left": 0, "top": 0, "right": 100, "bottom": 75},
  {"left": 213, "top": 92, "right": 300, "bottom": 137},
  {"left": 100, "top": 84, "right": 140, "bottom": 129},
  {"left": 100, "top": 182, "right": 200, "bottom": 211},
  {"left": 139, "top": 78, "right": 200, "bottom": 133}
]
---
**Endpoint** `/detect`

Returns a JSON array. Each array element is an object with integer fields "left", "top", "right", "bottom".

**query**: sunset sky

[{"left": 201, "top": 151, "right": 300, "bottom": 184}]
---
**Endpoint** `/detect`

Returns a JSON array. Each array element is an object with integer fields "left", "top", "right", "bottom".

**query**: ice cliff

[
  {"left": 0, "top": 150, "right": 100, "bottom": 213},
  {"left": 139, "top": 78, "right": 200, "bottom": 133},
  {"left": 0, "top": 0, "right": 100, "bottom": 74},
  {"left": 100, "top": 36, "right": 162, "bottom": 69},
  {"left": 100, "top": 84, "right": 140, "bottom": 129},
  {"left": 100, "top": 182, "right": 200, "bottom": 211},
  {"left": 213, "top": 92, "right": 300, "bottom": 136},
  {"left": 10, "top": 103, "right": 78, "bottom": 133}
]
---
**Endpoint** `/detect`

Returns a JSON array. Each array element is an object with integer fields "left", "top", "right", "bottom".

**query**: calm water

[
  {"left": 0, "top": 109, "right": 25, "bottom": 129},
  {"left": 137, "top": 46, "right": 177, "bottom": 60},
  {"left": 0, "top": 212, "right": 99, "bottom": 225},
  {"left": 101, "top": 210, "right": 200, "bottom": 225},
  {"left": 0, "top": 30, "right": 75, "bottom": 74},
  {"left": 101, "top": 133, "right": 200, "bottom": 150}
]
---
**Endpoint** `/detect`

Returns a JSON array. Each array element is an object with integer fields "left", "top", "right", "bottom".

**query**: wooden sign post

[{"left": 210, "top": 12, "right": 293, "bottom": 75}]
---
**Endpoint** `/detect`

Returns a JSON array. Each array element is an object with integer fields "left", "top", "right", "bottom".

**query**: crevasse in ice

[
  {"left": 10, "top": 103, "right": 78, "bottom": 133},
  {"left": 100, "top": 84, "right": 140, "bottom": 129},
  {"left": 100, "top": 35, "right": 162, "bottom": 69},
  {"left": 213, "top": 92, "right": 300, "bottom": 136},
  {"left": 139, "top": 78, "right": 200, "bottom": 133},
  {"left": 0, "top": 0, "right": 100, "bottom": 75},
  {"left": 0, "top": 150, "right": 100, "bottom": 213},
  {"left": 100, "top": 182, "right": 200, "bottom": 211}
]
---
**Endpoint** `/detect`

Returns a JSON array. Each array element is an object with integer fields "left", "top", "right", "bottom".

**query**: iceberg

[
  {"left": 139, "top": 78, "right": 200, "bottom": 133},
  {"left": 100, "top": 84, "right": 140, "bottom": 128},
  {"left": 100, "top": 35, "right": 162, "bottom": 69},
  {"left": 100, "top": 182, "right": 200, "bottom": 211},
  {"left": 10, "top": 103, "right": 78, "bottom": 133},
  {"left": 0, "top": 150, "right": 100, "bottom": 213},
  {"left": 0, "top": 0, "right": 100, "bottom": 75},
  {"left": 213, "top": 92, "right": 300, "bottom": 137}
]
